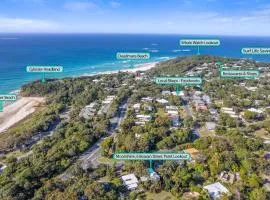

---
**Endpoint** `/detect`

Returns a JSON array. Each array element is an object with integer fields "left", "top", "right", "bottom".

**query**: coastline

[
  {"left": 89, "top": 61, "right": 159, "bottom": 76},
  {"left": 0, "top": 97, "right": 45, "bottom": 133},
  {"left": 0, "top": 61, "right": 159, "bottom": 133}
]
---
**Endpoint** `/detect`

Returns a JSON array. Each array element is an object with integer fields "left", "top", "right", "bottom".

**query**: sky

[{"left": 0, "top": 0, "right": 270, "bottom": 36}]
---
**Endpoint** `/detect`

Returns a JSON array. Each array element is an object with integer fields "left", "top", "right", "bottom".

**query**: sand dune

[{"left": 0, "top": 97, "right": 45, "bottom": 133}]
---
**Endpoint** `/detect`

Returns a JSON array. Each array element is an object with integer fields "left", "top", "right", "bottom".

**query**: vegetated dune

[{"left": 0, "top": 97, "right": 45, "bottom": 133}]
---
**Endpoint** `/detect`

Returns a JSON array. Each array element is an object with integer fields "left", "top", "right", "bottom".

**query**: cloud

[
  {"left": 0, "top": 17, "right": 60, "bottom": 32},
  {"left": 109, "top": 1, "right": 120, "bottom": 8},
  {"left": 64, "top": 1, "right": 97, "bottom": 12}
]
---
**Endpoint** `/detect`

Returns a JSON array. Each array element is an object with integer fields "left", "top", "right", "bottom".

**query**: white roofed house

[
  {"left": 171, "top": 91, "right": 185, "bottom": 96},
  {"left": 79, "top": 102, "right": 98, "bottom": 119},
  {"left": 162, "top": 90, "right": 171, "bottom": 96},
  {"left": 133, "top": 103, "right": 141, "bottom": 113},
  {"left": 102, "top": 95, "right": 116, "bottom": 104},
  {"left": 121, "top": 174, "right": 139, "bottom": 190},
  {"left": 246, "top": 86, "right": 257, "bottom": 92},
  {"left": 203, "top": 182, "right": 230, "bottom": 199},
  {"left": 221, "top": 107, "right": 239, "bottom": 118},
  {"left": 141, "top": 97, "right": 153, "bottom": 102},
  {"left": 136, "top": 114, "right": 152, "bottom": 122},
  {"left": 156, "top": 98, "right": 169, "bottom": 105},
  {"left": 166, "top": 105, "right": 178, "bottom": 111}
]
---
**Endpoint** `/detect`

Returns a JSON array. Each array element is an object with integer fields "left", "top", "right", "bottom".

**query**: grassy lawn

[
  {"left": 198, "top": 126, "right": 216, "bottom": 137},
  {"left": 146, "top": 191, "right": 176, "bottom": 200},
  {"left": 255, "top": 128, "right": 270, "bottom": 140}
]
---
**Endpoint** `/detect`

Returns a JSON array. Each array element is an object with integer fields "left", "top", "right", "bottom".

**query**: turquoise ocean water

[{"left": 0, "top": 34, "right": 270, "bottom": 94}]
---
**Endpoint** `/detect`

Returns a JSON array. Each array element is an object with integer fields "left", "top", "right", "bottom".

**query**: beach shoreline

[
  {"left": 0, "top": 97, "right": 45, "bottom": 133},
  {"left": 0, "top": 61, "right": 159, "bottom": 133},
  {"left": 80, "top": 61, "right": 160, "bottom": 77}
]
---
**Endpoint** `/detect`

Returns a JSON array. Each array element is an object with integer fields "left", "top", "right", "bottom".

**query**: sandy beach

[
  {"left": 0, "top": 97, "right": 45, "bottom": 133},
  {"left": 120, "top": 62, "right": 158, "bottom": 73},
  {"left": 87, "top": 61, "right": 159, "bottom": 76}
]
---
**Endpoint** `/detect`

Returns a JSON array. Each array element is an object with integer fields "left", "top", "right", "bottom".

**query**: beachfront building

[
  {"left": 121, "top": 174, "right": 139, "bottom": 190},
  {"left": 203, "top": 182, "right": 230, "bottom": 199}
]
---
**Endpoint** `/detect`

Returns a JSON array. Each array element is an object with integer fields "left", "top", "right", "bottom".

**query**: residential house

[
  {"left": 141, "top": 97, "right": 153, "bottom": 102},
  {"left": 133, "top": 103, "right": 141, "bottom": 113},
  {"left": 221, "top": 107, "right": 238, "bottom": 118},
  {"left": 162, "top": 90, "right": 171, "bottom": 96},
  {"left": 172, "top": 91, "right": 185, "bottom": 96},
  {"left": 156, "top": 98, "right": 169, "bottom": 105},
  {"left": 121, "top": 174, "right": 139, "bottom": 190},
  {"left": 203, "top": 182, "right": 230, "bottom": 199},
  {"left": 196, "top": 105, "right": 208, "bottom": 112},
  {"left": 202, "top": 95, "right": 211, "bottom": 105},
  {"left": 79, "top": 102, "right": 97, "bottom": 119},
  {"left": 136, "top": 114, "right": 152, "bottom": 122},
  {"left": 219, "top": 171, "right": 240, "bottom": 184},
  {"left": 246, "top": 86, "right": 257, "bottom": 92},
  {"left": 150, "top": 171, "right": 160, "bottom": 181}
]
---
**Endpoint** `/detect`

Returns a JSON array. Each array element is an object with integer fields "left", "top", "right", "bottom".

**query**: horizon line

[{"left": 0, "top": 32, "right": 270, "bottom": 37}]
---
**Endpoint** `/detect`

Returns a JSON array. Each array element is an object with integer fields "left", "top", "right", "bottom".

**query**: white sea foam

[
  {"left": 172, "top": 49, "right": 182, "bottom": 52},
  {"left": 148, "top": 49, "right": 159, "bottom": 53}
]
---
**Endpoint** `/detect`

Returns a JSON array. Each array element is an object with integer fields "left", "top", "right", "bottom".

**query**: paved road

[
  {"left": 80, "top": 101, "right": 128, "bottom": 169},
  {"left": 181, "top": 96, "right": 201, "bottom": 138},
  {"left": 182, "top": 96, "right": 193, "bottom": 117}
]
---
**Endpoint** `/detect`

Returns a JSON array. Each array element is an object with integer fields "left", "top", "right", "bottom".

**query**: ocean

[{"left": 0, "top": 33, "right": 270, "bottom": 94}]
